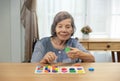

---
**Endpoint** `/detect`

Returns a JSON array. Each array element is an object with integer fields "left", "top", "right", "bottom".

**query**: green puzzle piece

[{"left": 65, "top": 47, "right": 70, "bottom": 53}]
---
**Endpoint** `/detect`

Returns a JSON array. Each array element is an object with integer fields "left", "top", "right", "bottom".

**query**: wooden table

[
  {"left": 0, "top": 63, "right": 120, "bottom": 81},
  {"left": 79, "top": 38, "right": 120, "bottom": 62}
]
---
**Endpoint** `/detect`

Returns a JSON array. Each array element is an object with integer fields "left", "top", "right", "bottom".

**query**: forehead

[{"left": 57, "top": 19, "right": 72, "bottom": 25}]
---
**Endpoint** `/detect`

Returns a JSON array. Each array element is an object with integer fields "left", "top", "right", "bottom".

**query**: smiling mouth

[
  {"left": 60, "top": 34, "right": 68, "bottom": 37},
  {"left": 60, "top": 33, "right": 69, "bottom": 35}
]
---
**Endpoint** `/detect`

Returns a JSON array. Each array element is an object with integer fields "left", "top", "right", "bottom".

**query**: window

[
  {"left": 37, "top": 0, "right": 86, "bottom": 38},
  {"left": 37, "top": 0, "right": 120, "bottom": 39},
  {"left": 111, "top": 0, "right": 120, "bottom": 38}
]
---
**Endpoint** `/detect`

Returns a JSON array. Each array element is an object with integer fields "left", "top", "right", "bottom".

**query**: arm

[
  {"left": 67, "top": 47, "right": 95, "bottom": 62},
  {"left": 67, "top": 39, "right": 95, "bottom": 62},
  {"left": 31, "top": 40, "right": 57, "bottom": 64},
  {"left": 31, "top": 41, "right": 45, "bottom": 62}
]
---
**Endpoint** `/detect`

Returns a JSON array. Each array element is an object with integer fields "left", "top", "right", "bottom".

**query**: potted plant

[{"left": 81, "top": 25, "right": 92, "bottom": 39}]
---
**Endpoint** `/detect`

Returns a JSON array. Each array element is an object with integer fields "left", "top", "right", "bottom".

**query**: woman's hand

[
  {"left": 67, "top": 47, "right": 95, "bottom": 62},
  {"left": 40, "top": 52, "right": 57, "bottom": 64},
  {"left": 67, "top": 47, "right": 80, "bottom": 59}
]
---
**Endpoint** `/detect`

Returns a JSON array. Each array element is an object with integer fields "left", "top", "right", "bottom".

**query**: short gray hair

[{"left": 51, "top": 11, "right": 76, "bottom": 36}]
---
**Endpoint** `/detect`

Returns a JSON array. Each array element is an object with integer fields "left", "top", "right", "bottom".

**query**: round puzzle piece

[{"left": 88, "top": 67, "right": 94, "bottom": 71}]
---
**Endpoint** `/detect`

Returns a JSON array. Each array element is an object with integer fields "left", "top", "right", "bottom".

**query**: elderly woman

[{"left": 31, "top": 11, "right": 95, "bottom": 63}]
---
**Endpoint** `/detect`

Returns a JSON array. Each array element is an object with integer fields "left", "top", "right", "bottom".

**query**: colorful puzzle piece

[
  {"left": 60, "top": 66, "right": 85, "bottom": 74},
  {"left": 65, "top": 47, "right": 70, "bottom": 53},
  {"left": 35, "top": 66, "right": 44, "bottom": 74},
  {"left": 88, "top": 67, "right": 94, "bottom": 71},
  {"left": 60, "top": 67, "right": 69, "bottom": 73},
  {"left": 35, "top": 66, "right": 85, "bottom": 74},
  {"left": 44, "top": 66, "right": 51, "bottom": 73}
]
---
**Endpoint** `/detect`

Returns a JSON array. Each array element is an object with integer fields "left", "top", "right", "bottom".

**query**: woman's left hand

[
  {"left": 66, "top": 47, "right": 81, "bottom": 59},
  {"left": 66, "top": 47, "right": 95, "bottom": 62}
]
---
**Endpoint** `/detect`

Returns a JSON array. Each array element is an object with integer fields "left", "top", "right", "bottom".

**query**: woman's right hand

[{"left": 40, "top": 52, "right": 57, "bottom": 64}]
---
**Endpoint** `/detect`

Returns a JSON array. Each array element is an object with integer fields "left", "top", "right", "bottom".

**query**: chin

[{"left": 59, "top": 37, "right": 70, "bottom": 41}]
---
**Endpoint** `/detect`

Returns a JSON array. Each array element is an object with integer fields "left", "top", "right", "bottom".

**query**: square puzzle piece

[
  {"left": 44, "top": 65, "right": 59, "bottom": 73},
  {"left": 35, "top": 66, "right": 44, "bottom": 74},
  {"left": 35, "top": 65, "right": 59, "bottom": 74}
]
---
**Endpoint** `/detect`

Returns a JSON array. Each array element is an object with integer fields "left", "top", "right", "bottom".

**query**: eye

[
  {"left": 58, "top": 25, "right": 62, "bottom": 28},
  {"left": 66, "top": 25, "right": 72, "bottom": 28}
]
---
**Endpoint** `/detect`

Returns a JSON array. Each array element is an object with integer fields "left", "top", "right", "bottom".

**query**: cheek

[
  {"left": 55, "top": 29, "right": 60, "bottom": 34},
  {"left": 69, "top": 29, "right": 74, "bottom": 34},
  {"left": 55, "top": 27, "right": 59, "bottom": 31},
  {"left": 54, "top": 27, "right": 59, "bottom": 33}
]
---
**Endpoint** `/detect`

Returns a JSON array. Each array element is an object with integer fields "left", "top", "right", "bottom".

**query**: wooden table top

[{"left": 0, "top": 63, "right": 120, "bottom": 81}]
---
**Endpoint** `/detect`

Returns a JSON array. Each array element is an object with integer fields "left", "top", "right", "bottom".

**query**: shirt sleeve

[
  {"left": 31, "top": 40, "right": 45, "bottom": 63},
  {"left": 75, "top": 40, "right": 90, "bottom": 53},
  {"left": 74, "top": 39, "right": 91, "bottom": 62}
]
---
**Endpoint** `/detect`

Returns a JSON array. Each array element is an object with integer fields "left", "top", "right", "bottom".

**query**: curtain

[
  {"left": 21, "top": 0, "right": 39, "bottom": 62},
  {"left": 37, "top": 0, "right": 86, "bottom": 39}
]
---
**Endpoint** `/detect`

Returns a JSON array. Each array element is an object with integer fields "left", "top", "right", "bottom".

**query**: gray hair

[{"left": 51, "top": 11, "right": 76, "bottom": 36}]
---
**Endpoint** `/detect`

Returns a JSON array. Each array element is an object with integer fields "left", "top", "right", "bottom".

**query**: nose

[{"left": 61, "top": 27, "right": 67, "bottom": 31}]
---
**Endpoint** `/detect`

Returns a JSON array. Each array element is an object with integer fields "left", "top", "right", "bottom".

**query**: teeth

[{"left": 60, "top": 34, "right": 68, "bottom": 35}]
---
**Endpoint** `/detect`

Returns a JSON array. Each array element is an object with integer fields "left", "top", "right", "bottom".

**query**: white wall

[
  {"left": 0, "top": 0, "right": 11, "bottom": 62},
  {"left": 0, "top": 0, "right": 24, "bottom": 62}
]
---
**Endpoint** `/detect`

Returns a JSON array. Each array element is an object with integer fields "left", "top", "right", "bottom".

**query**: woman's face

[{"left": 55, "top": 19, "right": 73, "bottom": 41}]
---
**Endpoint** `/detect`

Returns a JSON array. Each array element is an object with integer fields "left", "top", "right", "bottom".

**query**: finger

[
  {"left": 44, "top": 58, "right": 50, "bottom": 63},
  {"left": 69, "top": 47, "right": 80, "bottom": 52},
  {"left": 67, "top": 53, "right": 75, "bottom": 59},
  {"left": 67, "top": 51, "right": 76, "bottom": 55},
  {"left": 43, "top": 54, "right": 52, "bottom": 63},
  {"left": 48, "top": 54, "right": 54, "bottom": 60},
  {"left": 47, "top": 52, "right": 57, "bottom": 63},
  {"left": 69, "top": 47, "right": 76, "bottom": 50},
  {"left": 49, "top": 52, "right": 57, "bottom": 60},
  {"left": 52, "top": 52, "right": 58, "bottom": 60},
  {"left": 47, "top": 55, "right": 53, "bottom": 62},
  {"left": 69, "top": 55, "right": 75, "bottom": 59}
]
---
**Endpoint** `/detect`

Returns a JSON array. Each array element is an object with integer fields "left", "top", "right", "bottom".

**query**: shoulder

[
  {"left": 39, "top": 37, "right": 50, "bottom": 42},
  {"left": 36, "top": 37, "right": 51, "bottom": 46},
  {"left": 68, "top": 38, "right": 78, "bottom": 43},
  {"left": 66, "top": 38, "right": 79, "bottom": 47}
]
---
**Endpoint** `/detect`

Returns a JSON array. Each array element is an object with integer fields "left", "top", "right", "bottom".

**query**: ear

[
  {"left": 71, "top": 28, "right": 74, "bottom": 33},
  {"left": 71, "top": 29, "right": 74, "bottom": 36}
]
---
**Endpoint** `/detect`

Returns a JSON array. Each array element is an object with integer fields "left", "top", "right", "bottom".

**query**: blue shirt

[{"left": 31, "top": 37, "right": 89, "bottom": 63}]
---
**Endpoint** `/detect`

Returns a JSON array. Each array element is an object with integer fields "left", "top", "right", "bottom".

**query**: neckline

[{"left": 49, "top": 37, "right": 66, "bottom": 51}]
